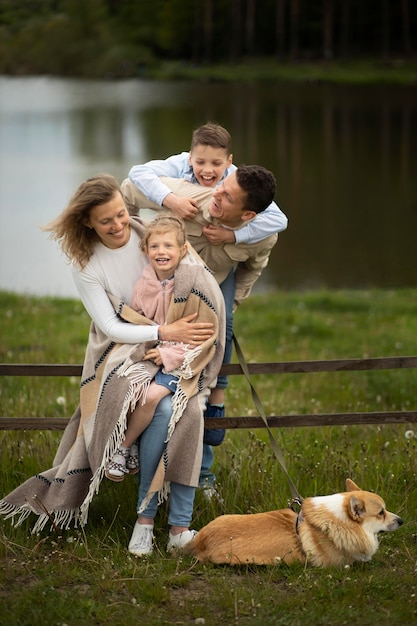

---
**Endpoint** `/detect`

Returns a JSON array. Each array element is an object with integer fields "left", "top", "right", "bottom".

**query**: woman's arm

[
  {"left": 72, "top": 268, "right": 214, "bottom": 345},
  {"left": 72, "top": 267, "right": 158, "bottom": 343}
]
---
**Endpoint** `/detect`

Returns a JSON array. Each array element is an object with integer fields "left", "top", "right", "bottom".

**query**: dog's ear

[
  {"left": 346, "top": 478, "right": 361, "bottom": 492},
  {"left": 348, "top": 496, "right": 366, "bottom": 521}
]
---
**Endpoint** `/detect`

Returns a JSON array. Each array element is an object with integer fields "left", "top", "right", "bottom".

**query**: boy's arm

[
  {"left": 203, "top": 201, "right": 288, "bottom": 245},
  {"left": 129, "top": 152, "right": 198, "bottom": 219},
  {"left": 129, "top": 152, "right": 190, "bottom": 205}
]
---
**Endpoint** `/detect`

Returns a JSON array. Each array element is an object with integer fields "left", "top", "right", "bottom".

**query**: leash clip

[{"left": 288, "top": 497, "right": 303, "bottom": 512}]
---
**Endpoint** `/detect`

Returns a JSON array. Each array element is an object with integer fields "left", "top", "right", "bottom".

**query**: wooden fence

[{"left": 1, "top": 356, "right": 417, "bottom": 431}]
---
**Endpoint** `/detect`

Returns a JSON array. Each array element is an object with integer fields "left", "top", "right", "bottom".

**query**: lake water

[{"left": 1, "top": 76, "right": 416, "bottom": 299}]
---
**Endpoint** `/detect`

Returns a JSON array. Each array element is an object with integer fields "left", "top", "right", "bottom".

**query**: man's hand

[
  {"left": 163, "top": 193, "right": 199, "bottom": 220},
  {"left": 203, "top": 223, "right": 236, "bottom": 245}
]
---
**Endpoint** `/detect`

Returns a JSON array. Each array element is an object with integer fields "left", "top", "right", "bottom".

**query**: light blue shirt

[{"left": 129, "top": 152, "right": 288, "bottom": 245}]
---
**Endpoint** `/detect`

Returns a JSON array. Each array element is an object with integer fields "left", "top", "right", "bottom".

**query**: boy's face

[
  {"left": 146, "top": 230, "right": 186, "bottom": 281},
  {"left": 189, "top": 144, "right": 233, "bottom": 188},
  {"left": 209, "top": 172, "right": 256, "bottom": 228}
]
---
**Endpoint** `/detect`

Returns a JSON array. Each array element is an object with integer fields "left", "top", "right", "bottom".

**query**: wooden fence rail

[{"left": 1, "top": 357, "right": 417, "bottom": 431}]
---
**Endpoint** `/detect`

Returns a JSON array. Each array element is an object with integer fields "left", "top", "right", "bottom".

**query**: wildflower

[
  {"left": 405, "top": 430, "right": 415, "bottom": 440},
  {"left": 56, "top": 396, "right": 66, "bottom": 406}
]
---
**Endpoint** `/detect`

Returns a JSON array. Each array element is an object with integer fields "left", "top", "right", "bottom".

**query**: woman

[{"left": 0, "top": 174, "right": 225, "bottom": 556}]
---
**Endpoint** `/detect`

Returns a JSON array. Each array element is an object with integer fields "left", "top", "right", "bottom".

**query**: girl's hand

[
  {"left": 144, "top": 348, "right": 162, "bottom": 366},
  {"left": 161, "top": 313, "right": 214, "bottom": 345}
]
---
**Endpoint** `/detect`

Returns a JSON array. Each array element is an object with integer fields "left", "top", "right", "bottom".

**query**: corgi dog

[{"left": 186, "top": 479, "right": 403, "bottom": 567}]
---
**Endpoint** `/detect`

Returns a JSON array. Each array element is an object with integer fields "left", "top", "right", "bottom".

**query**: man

[
  {"left": 121, "top": 164, "right": 285, "bottom": 489},
  {"left": 121, "top": 165, "right": 280, "bottom": 310}
]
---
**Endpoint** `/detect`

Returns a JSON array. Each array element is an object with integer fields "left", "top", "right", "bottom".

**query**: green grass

[{"left": 1, "top": 289, "right": 416, "bottom": 625}]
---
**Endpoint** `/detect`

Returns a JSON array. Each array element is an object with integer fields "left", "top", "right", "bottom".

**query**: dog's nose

[{"left": 397, "top": 517, "right": 404, "bottom": 526}]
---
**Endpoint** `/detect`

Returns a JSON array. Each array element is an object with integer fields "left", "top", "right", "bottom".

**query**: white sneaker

[
  {"left": 128, "top": 522, "right": 154, "bottom": 557},
  {"left": 167, "top": 529, "right": 198, "bottom": 552}
]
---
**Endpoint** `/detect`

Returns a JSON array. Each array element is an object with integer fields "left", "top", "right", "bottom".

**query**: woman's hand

[{"left": 162, "top": 313, "right": 214, "bottom": 345}]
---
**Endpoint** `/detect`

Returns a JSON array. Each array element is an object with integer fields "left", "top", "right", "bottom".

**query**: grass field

[{"left": 0, "top": 289, "right": 416, "bottom": 625}]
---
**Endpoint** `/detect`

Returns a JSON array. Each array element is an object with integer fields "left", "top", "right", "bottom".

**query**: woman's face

[{"left": 86, "top": 191, "right": 131, "bottom": 249}]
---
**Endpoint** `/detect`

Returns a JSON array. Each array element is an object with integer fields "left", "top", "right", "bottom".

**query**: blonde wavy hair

[
  {"left": 43, "top": 174, "right": 123, "bottom": 269},
  {"left": 140, "top": 215, "right": 187, "bottom": 254}
]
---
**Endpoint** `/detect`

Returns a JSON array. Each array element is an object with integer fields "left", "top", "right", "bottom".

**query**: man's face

[{"left": 209, "top": 172, "right": 255, "bottom": 227}]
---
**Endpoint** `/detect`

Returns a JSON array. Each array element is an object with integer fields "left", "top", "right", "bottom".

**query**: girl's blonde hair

[
  {"left": 43, "top": 174, "right": 122, "bottom": 269},
  {"left": 140, "top": 215, "right": 187, "bottom": 253}
]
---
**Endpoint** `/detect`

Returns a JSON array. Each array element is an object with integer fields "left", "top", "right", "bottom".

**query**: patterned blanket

[{"left": 0, "top": 251, "right": 225, "bottom": 533}]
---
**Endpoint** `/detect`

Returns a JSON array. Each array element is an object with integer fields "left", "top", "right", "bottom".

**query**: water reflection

[{"left": 0, "top": 76, "right": 416, "bottom": 298}]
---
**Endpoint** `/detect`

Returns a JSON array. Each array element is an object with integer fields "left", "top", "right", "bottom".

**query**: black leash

[{"left": 232, "top": 334, "right": 303, "bottom": 507}]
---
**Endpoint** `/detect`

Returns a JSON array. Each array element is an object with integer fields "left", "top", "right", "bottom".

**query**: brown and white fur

[{"left": 186, "top": 479, "right": 403, "bottom": 567}]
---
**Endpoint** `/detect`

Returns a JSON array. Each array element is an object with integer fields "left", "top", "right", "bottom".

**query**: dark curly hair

[{"left": 236, "top": 165, "right": 276, "bottom": 214}]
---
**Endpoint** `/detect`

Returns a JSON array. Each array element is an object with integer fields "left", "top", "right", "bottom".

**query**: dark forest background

[{"left": 0, "top": 0, "right": 416, "bottom": 78}]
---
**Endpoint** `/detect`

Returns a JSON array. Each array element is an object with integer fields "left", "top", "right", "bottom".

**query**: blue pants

[
  {"left": 200, "top": 267, "right": 235, "bottom": 478},
  {"left": 137, "top": 396, "right": 196, "bottom": 527},
  {"left": 216, "top": 267, "right": 235, "bottom": 389}
]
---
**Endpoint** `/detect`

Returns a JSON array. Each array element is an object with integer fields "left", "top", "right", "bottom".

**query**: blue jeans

[
  {"left": 137, "top": 396, "right": 195, "bottom": 527},
  {"left": 216, "top": 267, "right": 235, "bottom": 389},
  {"left": 200, "top": 267, "right": 235, "bottom": 481}
]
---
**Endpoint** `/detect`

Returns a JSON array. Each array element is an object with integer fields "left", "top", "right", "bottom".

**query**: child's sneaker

[
  {"left": 167, "top": 529, "right": 198, "bottom": 552},
  {"left": 105, "top": 447, "right": 129, "bottom": 482},
  {"left": 126, "top": 442, "right": 140, "bottom": 474},
  {"left": 128, "top": 522, "right": 154, "bottom": 557}
]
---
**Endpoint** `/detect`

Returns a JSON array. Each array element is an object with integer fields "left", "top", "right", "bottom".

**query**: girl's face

[
  {"left": 86, "top": 191, "right": 130, "bottom": 249},
  {"left": 146, "top": 230, "right": 186, "bottom": 281},
  {"left": 189, "top": 144, "right": 233, "bottom": 188}
]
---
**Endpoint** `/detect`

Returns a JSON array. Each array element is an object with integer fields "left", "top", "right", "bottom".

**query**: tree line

[{"left": 0, "top": 0, "right": 415, "bottom": 77}]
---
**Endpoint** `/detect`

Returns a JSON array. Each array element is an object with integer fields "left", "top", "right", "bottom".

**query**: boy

[{"left": 128, "top": 122, "right": 288, "bottom": 243}]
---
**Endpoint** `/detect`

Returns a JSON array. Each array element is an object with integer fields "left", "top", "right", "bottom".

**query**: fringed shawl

[{"left": 0, "top": 250, "right": 225, "bottom": 532}]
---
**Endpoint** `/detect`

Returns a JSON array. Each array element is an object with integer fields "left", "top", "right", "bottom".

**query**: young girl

[{"left": 105, "top": 216, "right": 196, "bottom": 481}]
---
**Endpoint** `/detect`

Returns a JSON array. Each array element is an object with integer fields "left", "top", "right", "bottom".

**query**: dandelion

[
  {"left": 405, "top": 430, "right": 415, "bottom": 440},
  {"left": 56, "top": 396, "right": 66, "bottom": 406}
]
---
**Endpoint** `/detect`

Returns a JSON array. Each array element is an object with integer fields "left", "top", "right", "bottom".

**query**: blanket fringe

[
  {"left": 167, "top": 385, "right": 188, "bottom": 441},
  {"left": 0, "top": 499, "right": 80, "bottom": 534},
  {"left": 79, "top": 366, "right": 152, "bottom": 526},
  {"left": 168, "top": 345, "right": 202, "bottom": 380},
  {"left": 138, "top": 479, "right": 171, "bottom": 514}
]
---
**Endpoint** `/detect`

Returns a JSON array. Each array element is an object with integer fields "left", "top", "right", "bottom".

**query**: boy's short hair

[
  {"left": 140, "top": 215, "right": 187, "bottom": 252},
  {"left": 191, "top": 122, "right": 232, "bottom": 154},
  {"left": 236, "top": 165, "right": 276, "bottom": 214}
]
